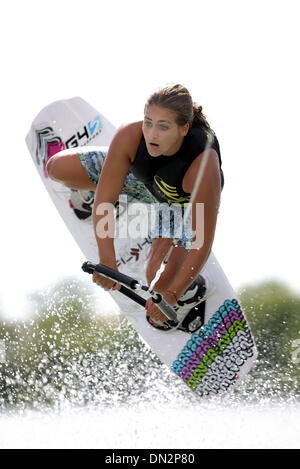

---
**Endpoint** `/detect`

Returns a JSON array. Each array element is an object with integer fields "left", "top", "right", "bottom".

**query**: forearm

[
  {"left": 165, "top": 245, "right": 211, "bottom": 299},
  {"left": 146, "top": 245, "right": 212, "bottom": 323}
]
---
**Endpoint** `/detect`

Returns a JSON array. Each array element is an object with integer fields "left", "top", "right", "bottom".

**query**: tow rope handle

[{"left": 81, "top": 261, "right": 178, "bottom": 323}]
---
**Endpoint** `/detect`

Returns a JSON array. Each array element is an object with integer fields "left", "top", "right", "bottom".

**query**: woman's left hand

[{"left": 145, "top": 291, "right": 177, "bottom": 323}]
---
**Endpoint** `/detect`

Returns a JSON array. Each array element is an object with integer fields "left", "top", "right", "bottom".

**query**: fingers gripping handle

[
  {"left": 152, "top": 294, "right": 178, "bottom": 323},
  {"left": 82, "top": 261, "right": 178, "bottom": 323}
]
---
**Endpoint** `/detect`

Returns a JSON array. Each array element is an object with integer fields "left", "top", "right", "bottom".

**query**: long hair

[{"left": 144, "top": 84, "right": 211, "bottom": 130}]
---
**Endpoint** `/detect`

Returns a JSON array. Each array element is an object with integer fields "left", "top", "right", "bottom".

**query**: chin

[{"left": 146, "top": 145, "right": 162, "bottom": 157}]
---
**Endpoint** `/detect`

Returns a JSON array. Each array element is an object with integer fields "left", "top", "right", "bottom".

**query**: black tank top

[{"left": 130, "top": 127, "right": 224, "bottom": 205}]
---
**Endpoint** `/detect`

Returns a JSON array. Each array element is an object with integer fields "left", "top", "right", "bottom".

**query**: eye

[
  {"left": 144, "top": 120, "right": 152, "bottom": 127},
  {"left": 159, "top": 125, "right": 168, "bottom": 130}
]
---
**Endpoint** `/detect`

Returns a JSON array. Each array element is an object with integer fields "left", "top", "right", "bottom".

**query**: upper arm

[
  {"left": 95, "top": 122, "right": 142, "bottom": 204},
  {"left": 183, "top": 149, "right": 222, "bottom": 249}
]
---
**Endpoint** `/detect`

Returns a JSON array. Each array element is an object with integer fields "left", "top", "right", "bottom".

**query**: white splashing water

[
  {"left": 1, "top": 278, "right": 299, "bottom": 449},
  {"left": 1, "top": 401, "right": 299, "bottom": 449}
]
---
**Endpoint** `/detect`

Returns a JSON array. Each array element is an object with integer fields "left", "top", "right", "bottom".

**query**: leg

[
  {"left": 145, "top": 238, "right": 188, "bottom": 293},
  {"left": 46, "top": 149, "right": 97, "bottom": 190}
]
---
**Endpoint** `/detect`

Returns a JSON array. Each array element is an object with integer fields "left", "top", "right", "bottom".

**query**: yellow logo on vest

[{"left": 154, "top": 175, "right": 190, "bottom": 204}]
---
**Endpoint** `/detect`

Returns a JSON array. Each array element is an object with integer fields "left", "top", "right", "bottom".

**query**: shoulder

[
  {"left": 187, "top": 126, "right": 218, "bottom": 148},
  {"left": 180, "top": 127, "right": 211, "bottom": 161},
  {"left": 181, "top": 125, "right": 223, "bottom": 195},
  {"left": 182, "top": 148, "right": 221, "bottom": 194},
  {"left": 111, "top": 121, "right": 143, "bottom": 147},
  {"left": 109, "top": 121, "right": 143, "bottom": 162}
]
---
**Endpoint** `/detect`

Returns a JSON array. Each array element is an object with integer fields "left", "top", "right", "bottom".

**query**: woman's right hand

[{"left": 92, "top": 260, "right": 120, "bottom": 291}]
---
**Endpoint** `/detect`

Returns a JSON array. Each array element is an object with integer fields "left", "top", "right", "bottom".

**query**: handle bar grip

[
  {"left": 81, "top": 261, "right": 95, "bottom": 275},
  {"left": 82, "top": 261, "right": 139, "bottom": 290}
]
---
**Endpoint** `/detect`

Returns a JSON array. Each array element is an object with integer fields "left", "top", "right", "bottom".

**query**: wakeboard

[{"left": 25, "top": 97, "right": 258, "bottom": 396}]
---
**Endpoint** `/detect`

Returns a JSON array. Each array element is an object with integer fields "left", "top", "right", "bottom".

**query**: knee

[
  {"left": 46, "top": 151, "right": 70, "bottom": 182},
  {"left": 46, "top": 154, "right": 60, "bottom": 181}
]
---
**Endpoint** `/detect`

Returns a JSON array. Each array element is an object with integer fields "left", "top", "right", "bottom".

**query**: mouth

[{"left": 149, "top": 142, "right": 159, "bottom": 148}]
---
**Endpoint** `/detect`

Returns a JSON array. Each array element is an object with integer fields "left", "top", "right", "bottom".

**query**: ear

[{"left": 181, "top": 123, "right": 190, "bottom": 136}]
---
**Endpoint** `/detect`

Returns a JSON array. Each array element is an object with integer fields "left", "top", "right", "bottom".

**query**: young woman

[{"left": 47, "top": 84, "right": 223, "bottom": 330}]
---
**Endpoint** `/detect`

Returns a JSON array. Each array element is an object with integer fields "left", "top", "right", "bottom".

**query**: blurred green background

[{"left": 0, "top": 277, "right": 299, "bottom": 411}]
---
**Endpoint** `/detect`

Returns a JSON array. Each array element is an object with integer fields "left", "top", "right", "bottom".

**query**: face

[{"left": 142, "top": 105, "right": 189, "bottom": 157}]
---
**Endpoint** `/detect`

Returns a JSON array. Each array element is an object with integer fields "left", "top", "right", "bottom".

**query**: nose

[{"left": 148, "top": 127, "right": 159, "bottom": 140}]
